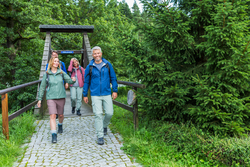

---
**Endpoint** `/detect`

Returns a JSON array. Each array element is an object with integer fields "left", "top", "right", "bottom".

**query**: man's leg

[
  {"left": 91, "top": 96, "right": 104, "bottom": 143},
  {"left": 102, "top": 95, "right": 113, "bottom": 135},
  {"left": 70, "top": 87, "right": 77, "bottom": 113}
]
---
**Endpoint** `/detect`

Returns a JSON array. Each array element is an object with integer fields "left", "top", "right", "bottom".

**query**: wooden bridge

[{"left": 0, "top": 25, "right": 146, "bottom": 140}]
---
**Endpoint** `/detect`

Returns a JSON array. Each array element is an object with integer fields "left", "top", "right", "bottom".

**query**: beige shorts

[{"left": 47, "top": 98, "right": 65, "bottom": 115}]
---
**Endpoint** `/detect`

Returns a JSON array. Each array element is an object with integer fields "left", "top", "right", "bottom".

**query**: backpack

[
  {"left": 69, "top": 66, "right": 84, "bottom": 82},
  {"left": 87, "top": 63, "right": 110, "bottom": 82},
  {"left": 46, "top": 72, "right": 64, "bottom": 91}
]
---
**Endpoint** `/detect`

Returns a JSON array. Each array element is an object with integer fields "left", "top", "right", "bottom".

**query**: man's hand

[
  {"left": 71, "top": 77, "right": 76, "bottom": 82},
  {"left": 65, "top": 83, "right": 69, "bottom": 89},
  {"left": 84, "top": 97, "right": 88, "bottom": 103},
  {"left": 112, "top": 92, "right": 118, "bottom": 100},
  {"left": 37, "top": 100, "right": 41, "bottom": 108}
]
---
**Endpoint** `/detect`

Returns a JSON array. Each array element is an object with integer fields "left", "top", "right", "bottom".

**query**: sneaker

[
  {"left": 76, "top": 109, "right": 81, "bottom": 116},
  {"left": 97, "top": 137, "right": 104, "bottom": 145},
  {"left": 72, "top": 107, "right": 76, "bottom": 114},
  {"left": 52, "top": 133, "right": 57, "bottom": 143},
  {"left": 104, "top": 128, "right": 107, "bottom": 136},
  {"left": 58, "top": 124, "right": 63, "bottom": 133}
]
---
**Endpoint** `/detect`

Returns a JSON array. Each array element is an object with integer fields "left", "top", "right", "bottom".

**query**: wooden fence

[
  {"left": 0, "top": 79, "right": 145, "bottom": 139},
  {"left": 0, "top": 80, "right": 42, "bottom": 139}
]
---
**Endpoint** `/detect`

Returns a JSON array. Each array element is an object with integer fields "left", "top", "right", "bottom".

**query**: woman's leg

[
  {"left": 56, "top": 98, "right": 66, "bottom": 133},
  {"left": 50, "top": 114, "right": 57, "bottom": 130},
  {"left": 70, "top": 87, "right": 77, "bottom": 113},
  {"left": 76, "top": 87, "right": 83, "bottom": 116}
]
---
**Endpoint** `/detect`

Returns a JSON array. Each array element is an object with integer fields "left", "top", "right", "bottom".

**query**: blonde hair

[
  {"left": 72, "top": 58, "right": 80, "bottom": 67},
  {"left": 47, "top": 57, "right": 62, "bottom": 74}
]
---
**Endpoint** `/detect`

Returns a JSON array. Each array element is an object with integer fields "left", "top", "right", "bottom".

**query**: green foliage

[
  {"left": 0, "top": 112, "right": 36, "bottom": 167},
  {"left": 111, "top": 95, "right": 250, "bottom": 166},
  {"left": 122, "top": 0, "right": 250, "bottom": 135}
]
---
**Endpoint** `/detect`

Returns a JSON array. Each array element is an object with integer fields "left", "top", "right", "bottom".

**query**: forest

[{"left": 1, "top": 0, "right": 250, "bottom": 166}]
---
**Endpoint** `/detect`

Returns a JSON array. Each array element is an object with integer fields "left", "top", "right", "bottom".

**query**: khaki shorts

[{"left": 47, "top": 98, "right": 65, "bottom": 115}]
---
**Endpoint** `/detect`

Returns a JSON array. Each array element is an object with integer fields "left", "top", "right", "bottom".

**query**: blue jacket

[
  {"left": 46, "top": 61, "right": 67, "bottom": 73},
  {"left": 83, "top": 58, "right": 118, "bottom": 97}
]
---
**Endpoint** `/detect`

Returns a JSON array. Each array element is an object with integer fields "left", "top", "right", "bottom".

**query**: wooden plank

[
  {"left": 1, "top": 94, "right": 9, "bottom": 140},
  {"left": 39, "top": 25, "right": 94, "bottom": 33},
  {"left": 117, "top": 80, "right": 146, "bottom": 89},
  {"left": 83, "top": 34, "right": 93, "bottom": 63},
  {"left": 0, "top": 80, "right": 41, "bottom": 95},
  {"left": 83, "top": 33, "right": 88, "bottom": 68},
  {"left": 113, "top": 100, "right": 134, "bottom": 113},
  {"left": 133, "top": 87, "right": 139, "bottom": 130},
  {"left": 8, "top": 100, "right": 38, "bottom": 121},
  {"left": 56, "top": 50, "right": 84, "bottom": 54}
]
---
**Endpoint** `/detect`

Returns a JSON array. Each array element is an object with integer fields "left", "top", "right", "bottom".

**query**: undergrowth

[
  {"left": 110, "top": 93, "right": 250, "bottom": 167},
  {"left": 0, "top": 112, "right": 36, "bottom": 167}
]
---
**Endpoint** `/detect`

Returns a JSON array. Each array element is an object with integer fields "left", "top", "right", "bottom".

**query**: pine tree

[{"left": 123, "top": 0, "right": 250, "bottom": 135}]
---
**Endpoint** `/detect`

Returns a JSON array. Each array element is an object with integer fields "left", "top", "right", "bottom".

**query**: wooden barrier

[
  {"left": 113, "top": 81, "right": 145, "bottom": 130},
  {"left": 1, "top": 94, "right": 9, "bottom": 140},
  {"left": 0, "top": 80, "right": 41, "bottom": 139}
]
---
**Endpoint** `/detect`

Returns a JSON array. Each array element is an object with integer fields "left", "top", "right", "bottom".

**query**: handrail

[
  {"left": 0, "top": 80, "right": 42, "bottom": 95},
  {"left": 117, "top": 80, "right": 146, "bottom": 89},
  {"left": 113, "top": 82, "right": 146, "bottom": 130},
  {"left": 1, "top": 80, "right": 41, "bottom": 139}
]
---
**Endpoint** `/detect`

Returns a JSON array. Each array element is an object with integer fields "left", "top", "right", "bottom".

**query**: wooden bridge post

[
  {"left": 133, "top": 87, "right": 138, "bottom": 130},
  {"left": 34, "top": 31, "right": 51, "bottom": 116},
  {"left": 83, "top": 33, "right": 93, "bottom": 106},
  {"left": 1, "top": 93, "right": 9, "bottom": 140}
]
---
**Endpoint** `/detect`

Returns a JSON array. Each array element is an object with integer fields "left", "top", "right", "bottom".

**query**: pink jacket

[{"left": 68, "top": 60, "right": 85, "bottom": 87}]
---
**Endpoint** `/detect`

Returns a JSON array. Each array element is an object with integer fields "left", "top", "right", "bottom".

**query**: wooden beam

[
  {"left": 113, "top": 100, "right": 134, "bottom": 113},
  {"left": 8, "top": 100, "right": 38, "bottom": 121},
  {"left": 1, "top": 94, "right": 9, "bottom": 140},
  {"left": 56, "top": 50, "right": 84, "bottom": 54},
  {"left": 117, "top": 80, "right": 146, "bottom": 89},
  {"left": 133, "top": 87, "right": 139, "bottom": 130}
]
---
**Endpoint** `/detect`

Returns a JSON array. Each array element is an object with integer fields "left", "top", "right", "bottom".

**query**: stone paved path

[{"left": 14, "top": 91, "right": 142, "bottom": 167}]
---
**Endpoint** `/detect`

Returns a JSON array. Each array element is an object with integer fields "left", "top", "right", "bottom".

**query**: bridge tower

[{"left": 34, "top": 25, "right": 94, "bottom": 115}]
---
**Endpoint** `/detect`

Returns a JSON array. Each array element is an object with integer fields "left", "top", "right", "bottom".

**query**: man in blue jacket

[{"left": 83, "top": 46, "right": 118, "bottom": 145}]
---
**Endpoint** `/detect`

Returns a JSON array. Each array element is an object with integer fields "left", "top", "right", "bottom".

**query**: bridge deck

[
  {"left": 63, "top": 90, "right": 93, "bottom": 117},
  {"left": 13, "top": 91, "right": 142, "bottom": 167}
]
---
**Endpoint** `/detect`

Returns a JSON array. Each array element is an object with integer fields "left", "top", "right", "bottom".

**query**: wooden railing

[
  {"left": 0, "top": 79, "right": 145, "bottom": 139},
  {"left": 0, "top": 80, "right": 42, "bottom": 139},
  {"left": 114, "top": 80, "right": 146, "bottom": 130}
]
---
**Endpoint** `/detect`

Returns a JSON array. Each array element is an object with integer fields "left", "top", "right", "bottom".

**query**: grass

[
  {"left": 110, "top": 95, "right": 250, "bottom": 167},
  {"left": 110, "top": 96, "right": 190, "bottom": 166},
  {"left": 0, "top": 112, "right": 36, "bottom": 167}
]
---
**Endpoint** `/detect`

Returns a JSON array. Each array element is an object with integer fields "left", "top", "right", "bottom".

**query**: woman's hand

[
  {"left": 65, "top": 83, "right": 69, "bottom": 89},
  {"left": 37, "top": 100, "right": 41, "bottom": 108},
  {"left": 71, "top": 77, "right": 76, "bottom": 82}
]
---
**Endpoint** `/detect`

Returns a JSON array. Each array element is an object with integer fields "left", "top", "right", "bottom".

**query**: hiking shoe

[
  {"left": 72, "top": 107, "right": 76, "bottom": 114},
  {"left": 76, "top": 109, "right": 81, "bottom": 116},
  {"left": 104, "top": 128, "right": 107, "bottom": 136},
  {"left": 58, "top": 124, "right": 63, "bottom": 133},
  {"left": 52, "top": 133, "right": 57, "bottom": 143},
  {"left": 97, "top": 137, "right": 104, "bottom": 145}
]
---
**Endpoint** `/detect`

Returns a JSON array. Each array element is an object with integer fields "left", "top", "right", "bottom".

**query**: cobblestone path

[{"left": 14, "top": 116, "right": 141, "bottom": 167}]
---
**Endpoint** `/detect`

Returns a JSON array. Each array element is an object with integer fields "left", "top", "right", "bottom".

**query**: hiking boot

[
  {"left": 104, "top": 128, "right": 107, "bottom": 136},
  {"left": 52, "top": 133, "right": 57, "bottom": 143},
  {"left": 72, "top": 107, "right": 76, "bottom": 114},
  {"left": 58, "top": 124, "right": 63, "bottom": 133},
  {"left": 76, "top": 109, "right": 81, "bottom": 116},
  {"left": 97, "top": 137, "right": 104, "bottom": 145}
]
